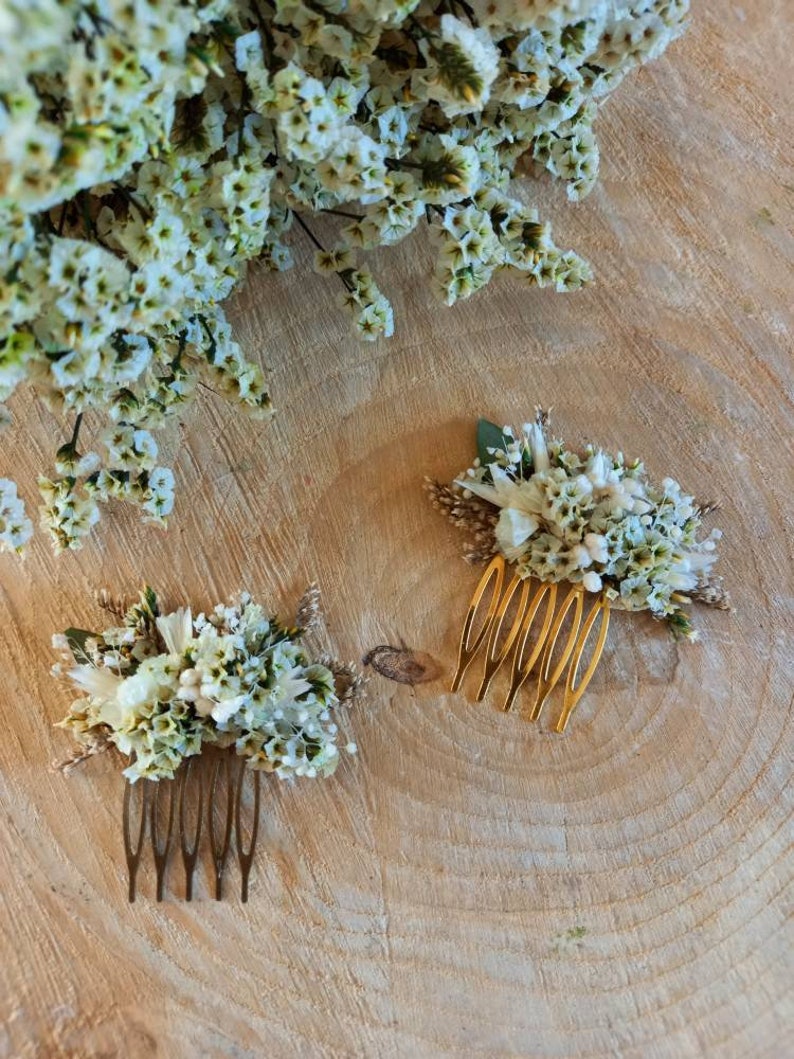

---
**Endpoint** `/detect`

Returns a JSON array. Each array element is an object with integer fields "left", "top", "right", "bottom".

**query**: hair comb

[{"left": 429, "top": 411, "right": 729, "bottom": 728}]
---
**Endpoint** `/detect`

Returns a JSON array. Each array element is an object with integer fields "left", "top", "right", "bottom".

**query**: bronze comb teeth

[{"left": 121, "top": 750, "right": 263, "bottom": 902}]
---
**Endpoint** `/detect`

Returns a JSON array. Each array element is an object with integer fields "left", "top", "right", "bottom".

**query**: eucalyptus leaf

[
  {"left": 476, "top": 418, "right": 510, "bottom": 466},
  {"left": 63, "top": 627, "right": 98, "bottom": 662},
  {"left": 141, "top": 585, "right": 159, "bottom": 618}
]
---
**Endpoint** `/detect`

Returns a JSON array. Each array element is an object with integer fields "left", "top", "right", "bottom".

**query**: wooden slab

[{"left": 1, "top": 3, "right": 792, "bottom": 1056}]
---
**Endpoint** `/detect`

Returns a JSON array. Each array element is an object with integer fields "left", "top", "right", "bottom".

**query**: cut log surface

[{"left": 1, "top": 5, "right": 792, "bottom": 1057}]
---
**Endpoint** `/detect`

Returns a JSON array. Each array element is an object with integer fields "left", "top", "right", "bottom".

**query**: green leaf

[
  {"left": 140, "top": 585, "right": 159, "bottom": 618},
  {"left": 476, "top": 418, "right": 509, "bottom": 465},
  {"left": 63, "top": 627, "right": 97, "bottom": 661}
]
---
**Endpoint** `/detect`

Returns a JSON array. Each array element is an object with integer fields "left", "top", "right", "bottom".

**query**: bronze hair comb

[
  {"left": 451, "top": 555, "right": 611, "bottom": 731},
  {"left": 121, "top": 749, "right": 264, "bottom": 902}
]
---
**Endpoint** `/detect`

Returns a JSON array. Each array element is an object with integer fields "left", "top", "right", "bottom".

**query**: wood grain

[{"left": 1, "top": 3, "right": 792, "bottom": 1056}]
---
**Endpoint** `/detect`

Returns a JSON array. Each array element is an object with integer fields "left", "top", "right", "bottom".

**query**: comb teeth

[
  {"left": 179, "top": 756, "right": 203, "bottom": 901},
  {"left": 452, "top": 555, "right": 611, "bottom": 730},
  {"left": 121, "top": 750, "right": 263, "bottom": 902},
  {"left": 209, "top": 753, "right": 236, "bottom": 901},
  {"left": 150, "top": 776, "right": 176, "bottom": 902},
  {"left": 450, "top": 554, "right": 505, "bottom": 693},
  {"left": 235, "top": 767, "right": 261, "bottom": 904},
  {"left": 122, "top": 779, "right": 150, "bottom": 903}
]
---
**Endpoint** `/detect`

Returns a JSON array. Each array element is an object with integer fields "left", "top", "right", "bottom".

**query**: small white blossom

[
  {"left": 0, "top": 477, "right": 33, "bottom": 553},
  {"left": 425, "top": 16, "right": 501, "bottom": 117},
  {"left": 582, "top": 571, "right": 603, "bottom": 593}
]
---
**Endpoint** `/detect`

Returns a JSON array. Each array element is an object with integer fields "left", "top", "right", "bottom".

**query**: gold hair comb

[{"left": 429, "top": 412, "right": 729, "bottom": 728}]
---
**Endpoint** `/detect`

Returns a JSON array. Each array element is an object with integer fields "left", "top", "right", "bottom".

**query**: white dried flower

[
  {"left": 2, "top": 0, "right": 689, "bottom": 553},
  {"left": 0, "top": 477, "right": 33, "bottom": 553}
]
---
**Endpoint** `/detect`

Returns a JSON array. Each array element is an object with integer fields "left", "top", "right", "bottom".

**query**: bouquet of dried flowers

[
  {"left": 1, "top": 0, "right": 689, "bottom": 553},
  {"left": 54, "top": 586, "right": 359, "bottom": 782},
  {"left": 428, "top": 413, "right": 729, "bottom": 639}
]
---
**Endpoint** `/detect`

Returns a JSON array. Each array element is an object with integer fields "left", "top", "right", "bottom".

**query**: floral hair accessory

[
  {"left": 427, "top": 411, "right": 729, "bottom": 731},
  {"left": 53, "top": 585, "right": 361, "bottom": 901}
]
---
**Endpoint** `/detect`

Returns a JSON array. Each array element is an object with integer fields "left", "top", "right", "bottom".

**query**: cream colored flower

[
  {"left": 155, "top": 607, "right": 193, "bottom": 655},
  {"left": 495, "top": 507, "right": 538, "bottom": 560}
]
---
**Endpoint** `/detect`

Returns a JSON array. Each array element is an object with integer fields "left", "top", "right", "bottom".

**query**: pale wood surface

[{"left": 1, "top": 3, "right": 793, "bottom": 1057}]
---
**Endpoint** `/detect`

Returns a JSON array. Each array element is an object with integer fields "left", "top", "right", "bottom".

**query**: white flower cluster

[
  {"left": 1, "top": 0, "right": 688, "bottom": 553},
  {"left": 56, "top": 588, "right": 355, "bottom": 782},
  {"left": 457, "top": 416, "right": 722, "bottom": 639},
  {"left": 0, "top": 477, "right": 33, "bottom": 552}
]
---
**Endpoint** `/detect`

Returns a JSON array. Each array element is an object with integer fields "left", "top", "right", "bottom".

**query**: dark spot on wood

[{"left": 363, "top": 645, "right": 441, "bottom": 686}]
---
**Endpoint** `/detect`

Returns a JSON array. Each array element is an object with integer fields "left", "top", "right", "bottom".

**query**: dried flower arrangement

[
  {"left": 1, "top": 0, "right": 690, "bottom": 553},
  {"left": 429, "top": 413, "right": 729, "bottom": 641},
  {"left": 54, "top": 585, "right": 360, "bottom": 782}
]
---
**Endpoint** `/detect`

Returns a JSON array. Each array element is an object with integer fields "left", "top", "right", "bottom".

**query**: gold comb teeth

[
  {"left": 503, "top": 580, "right": 557, "bottom": 714},
  {"left": 475, "top": 569, "right": 531, "bottom": 702},
  {"left": 452, "top": 555, "right": 611, "bottom": 731},
  {"left": 121, "top": 750, "right": 262, "bottom": 902},
  {"left": 450, "top": 554, "right": 505, "bottom": 694}
]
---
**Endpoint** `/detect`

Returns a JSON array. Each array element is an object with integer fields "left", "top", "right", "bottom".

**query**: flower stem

[
  {"left": 292, "top": 211, "right": 325, "bottom": 252},
  {"left": 293, "top": 214, "right": 355, "bottom": 293},
  {"left": 69, "top": 412, "right": 83, "bottom": 450},
  {"left": 113, "top": 182, "right": 152, "bottom": 221},
  {"left": 58, "top": 202, "right": 69, "bottom": 236},
  {"left": 321, "top": 208, "right": 365, "bottom": 220}
]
